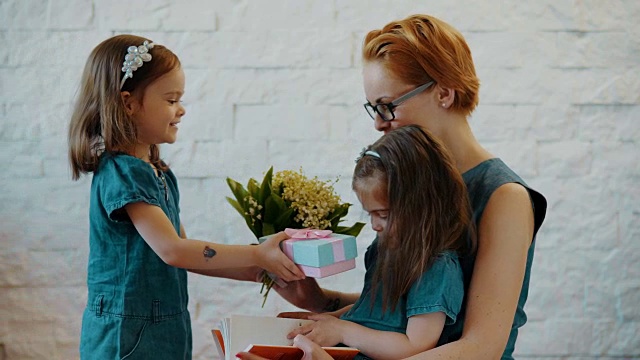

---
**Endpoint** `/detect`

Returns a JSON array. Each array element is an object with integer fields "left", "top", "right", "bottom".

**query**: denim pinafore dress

[{"left": 80, "top": 153, "right": 191, "bottom": 359}]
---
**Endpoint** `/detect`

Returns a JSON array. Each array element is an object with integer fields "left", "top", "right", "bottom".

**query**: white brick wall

[{"left": 1, "top": 0, "right": 638, "bottom": 359}]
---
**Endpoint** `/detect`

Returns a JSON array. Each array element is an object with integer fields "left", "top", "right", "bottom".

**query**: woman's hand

[
  {"left": 256, "top": 231, "right": 304, "bottom": 282},
  {"left": 279, "top": 305, "right": 348, "bottom": 321},
  {"left": 273, "top": 276, "right": 327, "bottom": 312},
  {"left": 278, "top": 311, "right": 317, "bottom": 320}
]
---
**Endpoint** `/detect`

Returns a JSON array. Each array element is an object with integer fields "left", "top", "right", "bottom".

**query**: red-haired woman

[{"left": 275, "top": 14, "right": 547, "bottom": 360}]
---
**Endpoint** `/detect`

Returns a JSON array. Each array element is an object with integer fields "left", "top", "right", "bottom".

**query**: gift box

[
  {"left": 296, "top": 258, "right": 356, "bottom": 278},
  {"left": 260, "top": 229, "right": 358, "bottom": 278},
  {"left": 281, "top": 231, "right": 357, "bottom": 267}
]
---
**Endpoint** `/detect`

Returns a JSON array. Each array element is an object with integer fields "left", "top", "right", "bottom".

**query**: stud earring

[{"left": 441, "top": 103, "right": 446, "bottom": 108}]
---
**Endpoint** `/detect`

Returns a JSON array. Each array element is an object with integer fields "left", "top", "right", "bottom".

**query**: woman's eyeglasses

[{"left": 364, "top": 81, "right": 435, "bottom": 122}]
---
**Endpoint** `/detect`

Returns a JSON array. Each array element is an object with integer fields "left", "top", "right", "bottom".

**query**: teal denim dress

[
  {"left": 341, "top": 242, "right": 464, "bottom": 331},
  {"left": 80, "top": 153, "right": 192, "bottom": 359},
  {"left": 340, "top": 241, "right": 464, "bottom": 359}
]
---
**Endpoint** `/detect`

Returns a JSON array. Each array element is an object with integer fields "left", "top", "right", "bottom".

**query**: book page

[{"left": 226, "top": 315, "right": 314, "bottom": 359}]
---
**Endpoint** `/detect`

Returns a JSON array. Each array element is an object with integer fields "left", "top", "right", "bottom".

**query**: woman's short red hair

[{"left": 363, "top": 14, "right": 480, "bottom": 117}]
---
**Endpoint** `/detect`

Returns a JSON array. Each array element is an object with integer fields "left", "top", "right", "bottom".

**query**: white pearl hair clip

[
  {"left": 355, "top": 148, "right": 382, "bottom": 162},
  {"left": 120, "top": 40, "right": 155, "bottom": 89}
]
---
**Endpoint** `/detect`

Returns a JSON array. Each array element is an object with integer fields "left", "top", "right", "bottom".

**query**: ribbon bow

[{"left": 284, "top": 228, "right": 333, "bottom": 239}]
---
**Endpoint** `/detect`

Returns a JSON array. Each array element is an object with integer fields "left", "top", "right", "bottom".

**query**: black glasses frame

[{"left": 364, "top": 81, "right": 435, "bottom": 121}]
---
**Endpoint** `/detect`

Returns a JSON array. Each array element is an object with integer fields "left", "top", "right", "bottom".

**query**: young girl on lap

[{"left": 286, "top": 125, "right": 475, "bottom": 360}]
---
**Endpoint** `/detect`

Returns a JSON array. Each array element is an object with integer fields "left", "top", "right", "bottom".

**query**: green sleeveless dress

[{"left": 439, "top": 158, "right": 547, "bottom": 359}]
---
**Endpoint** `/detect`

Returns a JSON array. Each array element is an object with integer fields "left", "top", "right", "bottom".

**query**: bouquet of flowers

[{"left": 226, "top": 167, "right": 365, "bottom": 306}]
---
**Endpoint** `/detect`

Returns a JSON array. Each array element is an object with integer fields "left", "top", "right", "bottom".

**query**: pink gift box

[
  {"left": 281, "top": 229, "right": 357, "bottom": 268},
  {"left": 260, "top": 229, "right": 358, "bottom": 279},
  {"left": 297, "top": 258, "right": 356, "bottom": 278}
]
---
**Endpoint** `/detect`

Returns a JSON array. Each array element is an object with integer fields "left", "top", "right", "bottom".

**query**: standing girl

[
  {"left": 285, "top": 125, "right": 475, "bottom": 360},
  {"left": 68, "top": 34, "right": 303, "bottom": 359},
  {"left": 276, "top": 14, "right": 547, "bottom": 360}
]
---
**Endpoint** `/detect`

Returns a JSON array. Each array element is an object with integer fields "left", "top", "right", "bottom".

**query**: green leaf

[
  {"left": 226, "top": 196, "right": 259, "bottom": 237},
  {"left": 247, "top": 178, "right": 260, "bottom": 202},
  {"left": 253, "top": 221, "right": 263, "bottom": 238},
  {"left": 264, "top": 196, "right": 280, "bottom": 224},
  {"left": 327, "top": 203, "right": 351, "bottom": 228},
  {"left": 226, "top": 178, "right": 249, "bottom": 206},
  {"left": 273, "top": 180, "right": 285, "bottom": 197},
  {"left": 262, "top": 222, "right": 276, "bottom": 236},
  {"left": 225, "top": 197, "right": 246, "bottom": 217},
  {"left": 260, "top": 167, "right": 273, "bottom": 203},
  {"left": 269, "top": 192, "right": 287, "bottom": 212},
  {"left": 328, "top": 205, "right": 348, "bottom": 221},
  {"left": 334, "top": 222, "right": 366, "bottom": 237},
  {"left": 275, "top": 208, "right": 294, "bottom": 231}
]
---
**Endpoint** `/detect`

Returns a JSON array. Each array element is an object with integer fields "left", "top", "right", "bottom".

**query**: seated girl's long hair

[{"left": 353, "top": 125, "right": 475, "bottom": 312}]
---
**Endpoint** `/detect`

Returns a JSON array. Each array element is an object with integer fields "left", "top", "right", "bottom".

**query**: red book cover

[{"left": 244, "top": 344, "right": 359, "bottom": 360}]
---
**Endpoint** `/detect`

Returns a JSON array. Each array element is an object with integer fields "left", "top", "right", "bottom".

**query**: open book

[{"left": 212, "top": 315, "right": 359, "bottom": 360}]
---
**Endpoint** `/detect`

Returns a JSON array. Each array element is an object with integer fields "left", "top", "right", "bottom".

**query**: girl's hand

[
  {"left": 286, "top": 314, "right": 344, "bottom": 347},
  {"left": 256, "top": 231, "right": 305, "bottom": 282}
]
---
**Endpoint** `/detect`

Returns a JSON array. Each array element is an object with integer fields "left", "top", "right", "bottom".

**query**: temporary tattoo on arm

[
  {"left": 203, "top": 246, "right": 217, "bottom": 261},
  {"left": 322, "top": 297, "right": 341, "bottom": 312}
]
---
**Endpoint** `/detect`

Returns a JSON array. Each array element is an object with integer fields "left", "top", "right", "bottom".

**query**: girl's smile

[{"left": 128, "top": 66, "right": 186, "bottom": 153}]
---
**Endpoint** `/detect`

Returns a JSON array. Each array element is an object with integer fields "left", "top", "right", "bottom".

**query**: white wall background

[{"left": 1, "top": 0, "right": 639, "bottom": 359}]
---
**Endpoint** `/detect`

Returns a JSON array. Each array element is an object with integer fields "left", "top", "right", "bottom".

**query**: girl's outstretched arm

[
  {"left": 179, "top": 223, "right": 264, "bottom": 282},
  {"left": 188, "top": 266, "right": 264, "bottom": 282},
  {"left": 403, "top": 183, "right": 535, "bottom": 360},
  {"left": 125, "top": 202, "right": 304, "bottom": 282}
]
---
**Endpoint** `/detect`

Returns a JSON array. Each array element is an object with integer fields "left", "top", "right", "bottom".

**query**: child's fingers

[
  {"left": 293, "top": 334, "right": 331, "bottom": 360},
  {"left": 276, "top": 253, "right": 304, "bottom": 281},
  {"left": 278, "top": 262, "right": 305, "bottom": 282},
  {"left": 286, "top": 258, "right": 305, "bottom": 279},
  {"left": 287, "top": 323, "right": 313, "bottom": 339},
  {"left": 259, "top": 241, "right": 304, "bottom": 281},
  {"left": 272, "top": 266, "right": 295, "bottom": 282}
]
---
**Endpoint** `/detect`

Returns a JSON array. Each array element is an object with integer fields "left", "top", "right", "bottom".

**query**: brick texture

[{"left": 1, "top": 0, "right": 638, "bottom": 359}]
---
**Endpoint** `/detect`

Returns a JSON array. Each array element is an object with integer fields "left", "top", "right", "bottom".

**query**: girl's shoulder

[
  {"left": 95, "top": 152, "right": 156, "bottom": 182},
  {"left": 437, "top": 250, "right": 460, "bottom": 261},
  {"left": 432, "top": 250, "right": 462, "bottom": 272},
  {"left": 98, "top": 152, "right": 151, "bottom": 171}
]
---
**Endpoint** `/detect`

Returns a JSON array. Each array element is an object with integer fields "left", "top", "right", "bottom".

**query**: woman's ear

[
  {"left": 435, "top": 85, "right": 456, "bottom": 109},
  {"left": 120, "top": 91, "right": 138, "bottom": 116}
]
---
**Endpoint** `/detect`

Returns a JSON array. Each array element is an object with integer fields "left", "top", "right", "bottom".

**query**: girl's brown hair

[
  {"left": 363, "top": 14, "right": 480, "bottom": 117},
  {"left": 68, "top": 34, "right": 181, "bottom": 180},
  {"left": 353, "top": 125, "right": 475, "bottom": 312}
]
